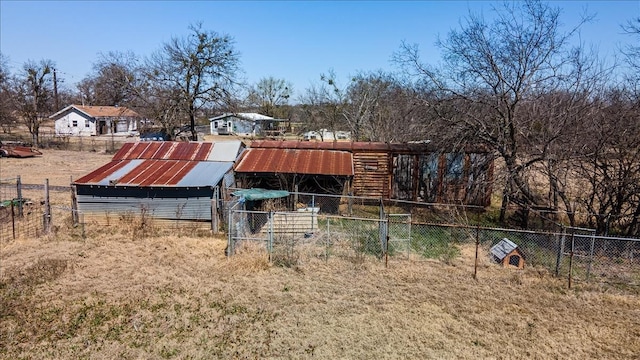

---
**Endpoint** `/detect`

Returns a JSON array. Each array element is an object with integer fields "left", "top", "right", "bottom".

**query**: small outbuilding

[
  {"left": 490, "top": 238, "right": 525, "bottom": 269},
  {"left": 73, "top": 141, "right": 244, "bottom": 225}
]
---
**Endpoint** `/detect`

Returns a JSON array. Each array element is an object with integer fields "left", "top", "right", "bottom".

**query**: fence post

[
  {"left": 81, "top": 213, "right": 86, "bottom": 240},
  {"left": 474, "top": 225, "right": 480, "bottom": 280},
  {"left": 586, "top": 232, "right": 595, "bottom": 281},
  {"left": 555, "top": 227, "right": 565, "bottom": 277},
  {"left": 268, "top": 211, "right": 274, "bottom": 262},
  {"left": 568, "top": 229, "right": 575, "bottom": 289},
  {"left": 326, "top": 217, "right": 330, "bottom": 262},
  {"left": 348, "top": 192, "right": 353, "bottom": 215},
  {"left": 43, "top": 179, "right": 51, "bottom": 234},
  {"left": 71, "top": 177, "right": 78, "bottom": 225},
  {"left": 16, "top": 175, "right": 23, "bottom": 217},
  {"left": 11, "top": 201, "right": 16, "bottom": 240},
  {"left": 211, "top": 186, "right": 219, "bottom": 233},
  {"left": 311, "top": 195, "right": 315, "bottom": 231},
  {"left": 227, "top": 203, "right": 233, "bottom": 256}
]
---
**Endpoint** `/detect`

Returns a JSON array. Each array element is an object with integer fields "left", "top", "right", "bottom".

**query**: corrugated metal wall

[{"left": 76, "top": 195, "right": 212, "bottom": 221}]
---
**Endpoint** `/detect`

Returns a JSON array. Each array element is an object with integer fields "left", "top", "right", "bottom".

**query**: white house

[
  {"left": 50, "top": 105, "right": 143, "bottom": 137},
  {"left": 209, "top": 113, "right": 277, "bottom": 136}
]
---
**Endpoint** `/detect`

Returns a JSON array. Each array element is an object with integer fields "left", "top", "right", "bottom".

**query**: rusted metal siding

[{"left": 235, "top": 148, "right": 353, "bottom": 176}]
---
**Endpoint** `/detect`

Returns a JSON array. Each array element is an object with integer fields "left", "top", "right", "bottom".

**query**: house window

[
  {"left": 72, "top": 120, "right": 78, "bottom": 127},
  {"left": 85, "top": 121, "right": 90, "bottom": 128},
  {"left": 213, "top": 121, "right": 218, "bottom": 128}
]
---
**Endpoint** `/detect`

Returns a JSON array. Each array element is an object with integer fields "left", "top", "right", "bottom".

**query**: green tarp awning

[{"left": 232, "top": 188, "right": 290, "bottom": 201}]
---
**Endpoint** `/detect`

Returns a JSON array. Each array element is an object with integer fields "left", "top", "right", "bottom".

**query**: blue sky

[{"left": 1, "top": 1, "right": 638, "bottom": 99}]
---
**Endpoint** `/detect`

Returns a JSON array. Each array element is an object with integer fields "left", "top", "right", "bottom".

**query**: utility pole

[{"left": 53, "top": 68, "right": 59, "bottom": 112}]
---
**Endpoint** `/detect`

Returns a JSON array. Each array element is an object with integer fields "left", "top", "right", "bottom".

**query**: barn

[
  {"left": 233, "top": 142, "right": 354, "bottom": 213},
  {"left": 245, "top": 141, "right": 494, "bottom": 206},
  {"left": 72, "top": 141, "right": 244, "bottom": 224}
]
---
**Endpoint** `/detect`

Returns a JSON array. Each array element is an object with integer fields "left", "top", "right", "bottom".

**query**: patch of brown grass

[{"left": 1, "top": 227, "right": 639, "bottom": 359}]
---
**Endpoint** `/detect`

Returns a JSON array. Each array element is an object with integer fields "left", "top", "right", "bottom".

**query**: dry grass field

[{"left": 1, "top": 149, "right": 640, "bottom": 359}]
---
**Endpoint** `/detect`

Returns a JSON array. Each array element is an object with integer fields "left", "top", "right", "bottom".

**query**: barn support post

[{"left": 16, "top": 175, "right": 23, "bottom": 217}]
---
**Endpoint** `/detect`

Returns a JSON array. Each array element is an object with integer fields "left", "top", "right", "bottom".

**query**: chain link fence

[
  {"left": 226, "top": 190, "right": 640, "bottom": 287},
  {"left": 0, "top": 176, "right": 44, "bottom": 241},
  {"left": 2, "top": 180, "right": 639, "bottom": 287}
]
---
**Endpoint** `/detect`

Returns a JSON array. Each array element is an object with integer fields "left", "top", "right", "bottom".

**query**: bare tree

[
  {"left": 345, "top": 71, "right": 426, "bottom": 142},
  {"left": 299, "top": 70, "right": 350, "bottom": 139},
  {"left": 0, "top": 53, "right": 18, "bottom": 134},
  {"left": 147, "top": 23, "right": 240, "bottom": 140},
  {"left": 622, "top": 17, "right": 640, "bottom": 92},
  {"left": 574, "top": 89, "right": 640, "bottom": 235},
  {"left": 395, "top": 0, "right": 594, "bottom": 222},
  {"left": 14, "top": 59, "right": 56, "bottom": 146},
  {"left": 78, "top": 51, "right": 142, "bottom": 107},
  {"left": 246, "top": 77, "right": 292, "bottom": 118}
]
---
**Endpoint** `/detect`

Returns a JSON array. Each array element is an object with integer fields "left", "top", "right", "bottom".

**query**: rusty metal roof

[
  {"left": 74, "top": 141, "right": 242, "bottom": 188},
  {"left": 234, "top": 148, "right": 353, "bottom": 176},
  {"left": 113, "top": 141, "right": 243, "bottom": 161},
  {"left": 249, "top": 140, "right": 490, "bottom": 153},
  {"left": 249, "top": 140, "right": 426, "bottom": 152},
  {"left": 74, "top": 159, "right": 233, "bottom": 187}
]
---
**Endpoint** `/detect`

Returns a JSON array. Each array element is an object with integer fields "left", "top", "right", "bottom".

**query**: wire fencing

[
  {"left": 227, "top": 196, "right": 640, "bottom": 287},
  {"left": 3, "top": 180, "right": 639, "bottom": 287}
]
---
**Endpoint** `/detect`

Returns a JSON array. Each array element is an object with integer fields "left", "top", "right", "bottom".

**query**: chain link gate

[{"left": 388, "top": 214, "right": 411, "bottom": 259}]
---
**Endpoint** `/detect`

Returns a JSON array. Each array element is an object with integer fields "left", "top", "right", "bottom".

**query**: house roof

[
  {"left": 490, "top": 238, "right": 520, "bottom": 260},
  {"left": 234, "top": 148, "right": 354, "bottom": 176},
  {"left": 74, "top": 141, "right": 242, "bottom": 188},
  {"left": 50, "top": 105, "right": 141, "bottom": 119},
  {"left": 209, "top": 112, "right": 274, "bottom": 122}
]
